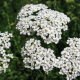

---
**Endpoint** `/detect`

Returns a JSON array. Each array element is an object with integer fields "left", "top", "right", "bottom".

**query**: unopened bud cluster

[
  {"left": 16, "top": 4, "right": 70, "bottom": 44},
  {"left": 0, "top": 31, "right": 13, "bottom": 74}
]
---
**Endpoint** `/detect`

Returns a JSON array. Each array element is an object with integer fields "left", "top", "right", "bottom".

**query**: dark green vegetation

[{"left": 0, "top": 0, "right": 80, "bottom": 80}]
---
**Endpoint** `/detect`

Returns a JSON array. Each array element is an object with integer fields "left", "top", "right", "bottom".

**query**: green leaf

[{"left": 46, "top": 1, "right": 53, "bottom": 8}]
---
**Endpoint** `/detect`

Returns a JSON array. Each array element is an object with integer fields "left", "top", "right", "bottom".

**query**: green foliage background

[{"left": 0, "top": 0, "right": 80, "bottom": 80}]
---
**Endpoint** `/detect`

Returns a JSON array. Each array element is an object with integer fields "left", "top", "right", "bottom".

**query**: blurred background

[{"left": 0, "top": 0, "right": 80, "bottom": 80}]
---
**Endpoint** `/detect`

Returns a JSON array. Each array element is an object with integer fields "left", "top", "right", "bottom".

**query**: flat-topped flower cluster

[
  {"left": 1, "top": 3, "right": 80, "bottom": 80},
  {"left": 57, "top": 38, "right": 80, "bottom": 80},
  {"left": 0, "top": 31, "right": 13, "bottom": 74},
  {"left": 16, "top": 4, "right": 70, "bottom": 44},
  {"left": 16, "top": 3, "right": 80, "bottom": 80},
  {"left": 21, "top": 38, "right": 57, "bottom": 74},
  {"left": 21, "top": 37, "right": 80, "bottom": 80}
]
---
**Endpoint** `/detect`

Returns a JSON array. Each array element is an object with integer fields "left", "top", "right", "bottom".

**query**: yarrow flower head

[
  {"left": 16, "top": 4, "right": 70, "bottom": 44},
  {"left": 57, "top": 38, "right": 80, "bottom": 80},
  {"left": 21, "top": 38, "right": 58, "bottom": 74},
  {"left": 0, "top": 31, "right": 13, "bottom": 74}
]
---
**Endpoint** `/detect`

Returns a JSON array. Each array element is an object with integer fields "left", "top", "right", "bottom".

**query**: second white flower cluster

[
  {"left": 0, "top": 31, "right": 13, "bottom": 74},
  {"left": 21, "top": 38, "right": 57, "bottom": 74},
  {"left": 21, "top": 38, "right": 80, "bottom": 80}
]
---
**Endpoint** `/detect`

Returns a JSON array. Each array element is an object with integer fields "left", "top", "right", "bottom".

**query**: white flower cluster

[
  {"left": 57, "top": 38, "right": 80, "bottom": 80},
  {"left": 0, "top": 31, "right": 13, "bottom": 74},
  {"left": 21, "top": 38, "right": 57, "bottom": 74},
  {"left": 21, "top": 37, "right": 80, "bottom": 80},
  {"left": 16, "top": 4, "right": 70, "bottom": 44}
]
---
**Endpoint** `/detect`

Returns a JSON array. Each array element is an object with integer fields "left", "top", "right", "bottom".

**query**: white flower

[
  {"left": 9, "top": 33, "right": 13, "bottom": 37},
  {"left": 4, "top": 42, "right": 11, "bottom": 49},
  {"left": 42, "top": 64, "right": 48, "bottom": 72},
  {"left": 21, "top": 38, "right": 57, "bottom": 74},
  {"left": 0, "top": 31, "right": 13, "bottom": 74},
  {"left": 3, "top": 63, "right": 9, "bottom": 68},
  {"left": 0, "top": 66, "right": 3, "bottom": 73},
  {"left": 35, "top": 64, "right": 40, "bottom": 69},
  {"left": 16, "top": 4, "right": 70, "bottom": 44},
  {"left": 58, "top": 38, "right": 80, "bottom": 80},
  {"left": 0, "top": 38, "right": 2, "bottom": 45},
  {"left": 7, "top": 54, "right": 13, "bottom": 59},
  {"left": 36, "top": 52, "right": 43, "bottom": 59},
  {"left": 36, "top": 58, "right": 42, "bottom": 64}
]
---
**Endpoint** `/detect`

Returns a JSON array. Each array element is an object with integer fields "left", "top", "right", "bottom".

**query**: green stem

[
  {"left": 39, "top": 69, "right": 42, "bottom": 74},
  {"left": 13, "top": 36, "right": 20, "bottom": 52},
  {"left": 5, "top": 4, "right": 11, "bottom": 29},
  {"left": 42, "top": 72, "right": 46, "bottom": 80}
]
